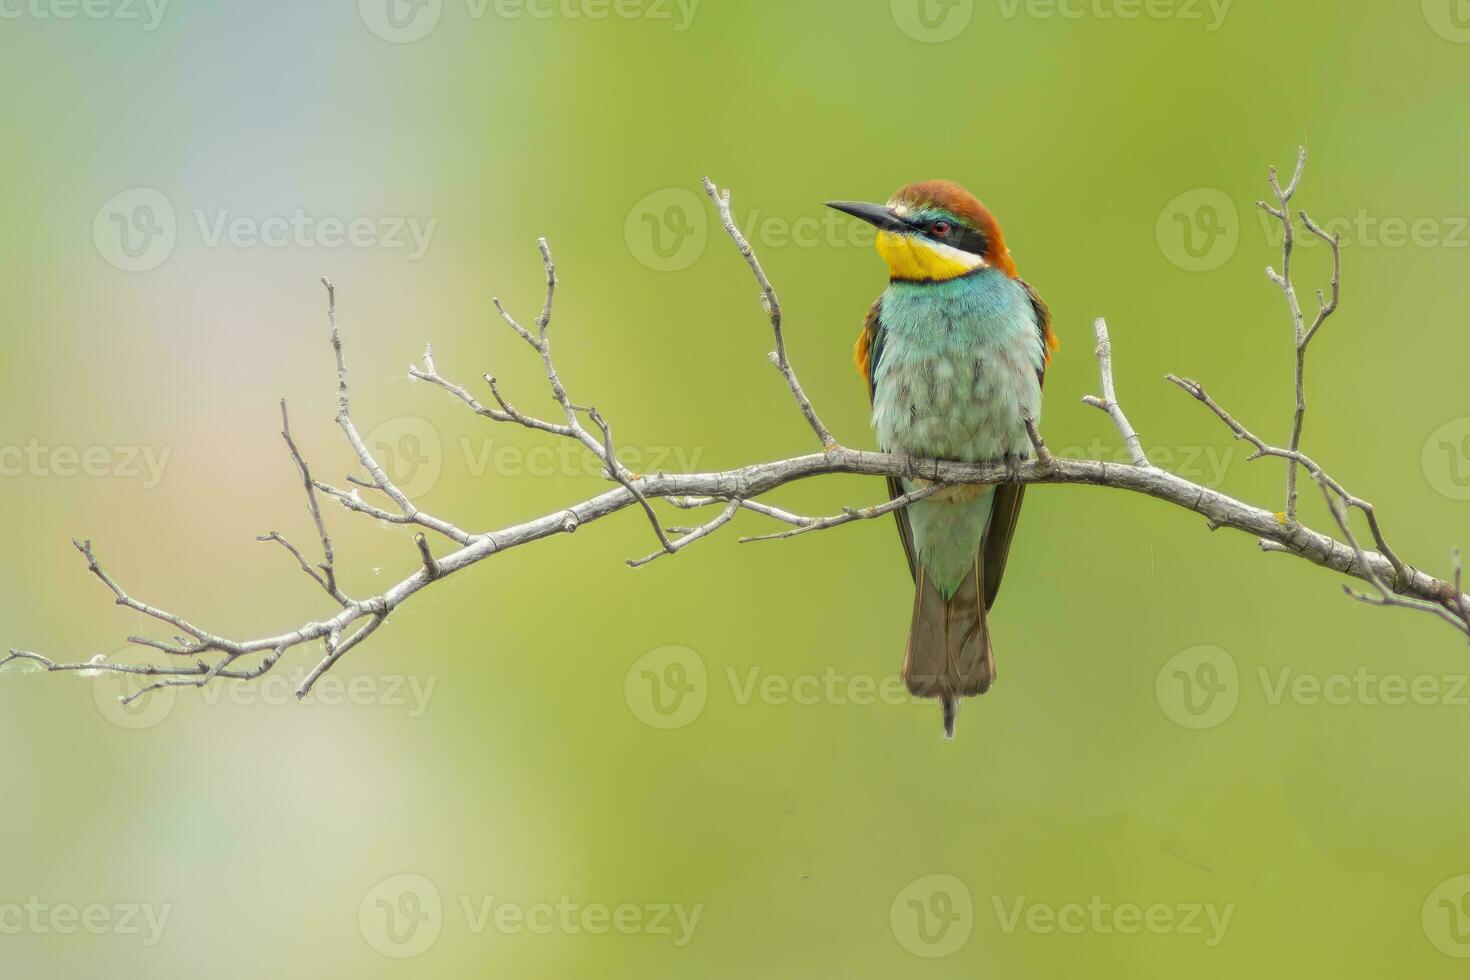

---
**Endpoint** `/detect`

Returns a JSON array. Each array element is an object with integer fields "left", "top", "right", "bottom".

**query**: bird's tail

[{"left": 901, "top": 560, "right": 994, "bottom": 739}]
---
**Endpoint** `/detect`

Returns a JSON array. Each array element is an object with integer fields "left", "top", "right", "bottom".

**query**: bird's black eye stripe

[
  {"left": 957, "top": 226, "right": 988, "bottom": 256},
  {"left": 911, "top": 217, "right": 988, "bottom": 257}
]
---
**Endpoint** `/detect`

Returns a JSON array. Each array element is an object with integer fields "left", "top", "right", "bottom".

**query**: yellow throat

[{"left": 875, "top": 230, "right": 986, "bottom": 282}]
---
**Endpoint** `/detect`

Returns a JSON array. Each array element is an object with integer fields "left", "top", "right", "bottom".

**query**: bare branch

[
  {"left": 322, "top": 279, "right": 474, "bottom": 547},
  {"left": 739, "top": 484, "right": 946, "bottom": 543},
  {"left": 72, "top": 539, "right": 241, "bottom": 655},
  {"left": 298, "top": 609, "right": 386, "bottom": 700},
  {"left": 1024, "top": 416, "right": 1054, "bottom": 468},
  {"left": 702, "top": 176, "right": 837, "bottom": 451},
  {"left": 1299, "top": 210, "right": 1342, "bottom": 350},
  {"left": 256, "top": 531, "right": 331, "bottom": 596},
  {"left": 1166, "top": 372, "right": 1409, "bottom": 583},
  {"left": 582, "top": 407, "right": 676, "bottom": 563},
  {"left": 1081, "top": 317, "right": 1150, "bottom": 467},
  {"left": 414, "top": 534, "right": 442, "bottom": 581},
  {"left": 1315, "top": 479, "right": 1467, "bottom": 632},
  {"left": 13, "top": 160, "right": 1470, "bottom": 707},
  {"left": 271, "top": 399, "right": 352, "bottom": 606},
  {"left": 1257, "top": 147, "right": 1340, "bottom": 524},
  {"left": 629, "top": 500, "right": 740, "bottom": 568}
]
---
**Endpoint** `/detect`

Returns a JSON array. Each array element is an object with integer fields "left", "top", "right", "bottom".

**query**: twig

[
  {"left": 1081, "top": 318, "right": 1150, "bottom": 467},
  {"left": 584, "top": 407, "right": 675, "bottom": 563},
  {"left": 1258, "top": 147, "right": 1340, "bottom": 524},
  {"left": 629, "top": 500, "right": 740, "bottom": 567},
  {"left": 1166, "top": 372, "right": 1407, "bottom": 584},
  {"left": 1024, "top": 417, "right": 1054, "bottom": 468},
  {"left": 1315, "top": 479, "right": 1465, "bottom": 632},
  {"left": 414, "top": 534, "right": 442, "bottom": 581},
  {"left": 702, "top": 176, "right": 837, "bottom": 451},
  {"left": 270, "top": 399, "right": 352, "bottom": 606},
  {"left": 740, "top": 484, "right": 946, "bottom": 543}
]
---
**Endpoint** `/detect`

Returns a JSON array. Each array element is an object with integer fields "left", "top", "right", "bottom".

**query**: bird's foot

[{"left": 1002, "top": 451, "right": 1024, "bottom": 484}]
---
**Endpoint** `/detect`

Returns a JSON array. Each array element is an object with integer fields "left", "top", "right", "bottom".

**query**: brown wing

[
  {"left": 858, "top": 298, "right": 917, "bottom": 581},
  {"left": 979, "top": 278, "right": 1053, "bottom": 610}
]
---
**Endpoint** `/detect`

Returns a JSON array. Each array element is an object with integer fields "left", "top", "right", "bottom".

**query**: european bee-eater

[{"left": 828, "top": 182, "right": 1057, "bottom": 738}]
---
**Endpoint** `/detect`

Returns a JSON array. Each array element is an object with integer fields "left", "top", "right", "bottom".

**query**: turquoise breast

[{"left": 871, "top": 268, "right": 1045, "bottom": 595}]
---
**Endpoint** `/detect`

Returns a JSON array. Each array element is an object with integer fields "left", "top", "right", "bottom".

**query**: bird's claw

[{"left": 1002, "top": 451, "right": 1023, "bottom": 484}]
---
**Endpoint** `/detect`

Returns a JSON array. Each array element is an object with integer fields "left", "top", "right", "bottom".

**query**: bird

[{"left": 827, "top": 182, "right": 1058, "bottom": 738}]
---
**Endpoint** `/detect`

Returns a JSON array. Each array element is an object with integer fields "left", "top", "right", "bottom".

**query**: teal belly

[{"left": 871, "top": 271, "right": 1044, "bottom": 596}]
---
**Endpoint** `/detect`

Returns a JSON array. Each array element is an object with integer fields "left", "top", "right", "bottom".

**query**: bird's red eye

[{"left": 931, "top": 221, "right": 952, "bottom": 236}]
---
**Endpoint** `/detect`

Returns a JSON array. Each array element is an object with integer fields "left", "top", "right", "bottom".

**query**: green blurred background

[{"left": 3, "top": 1, "right": 1470, "bottom": 976}]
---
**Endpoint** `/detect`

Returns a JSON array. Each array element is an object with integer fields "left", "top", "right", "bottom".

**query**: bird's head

[{"left": 827, "top": 180, "right": 1017, "bottom": 283}]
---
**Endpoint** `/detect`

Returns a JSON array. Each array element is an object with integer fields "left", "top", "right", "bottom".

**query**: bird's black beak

[{"left": 825, "top": 201, "right": 910, "bottom": 234}]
